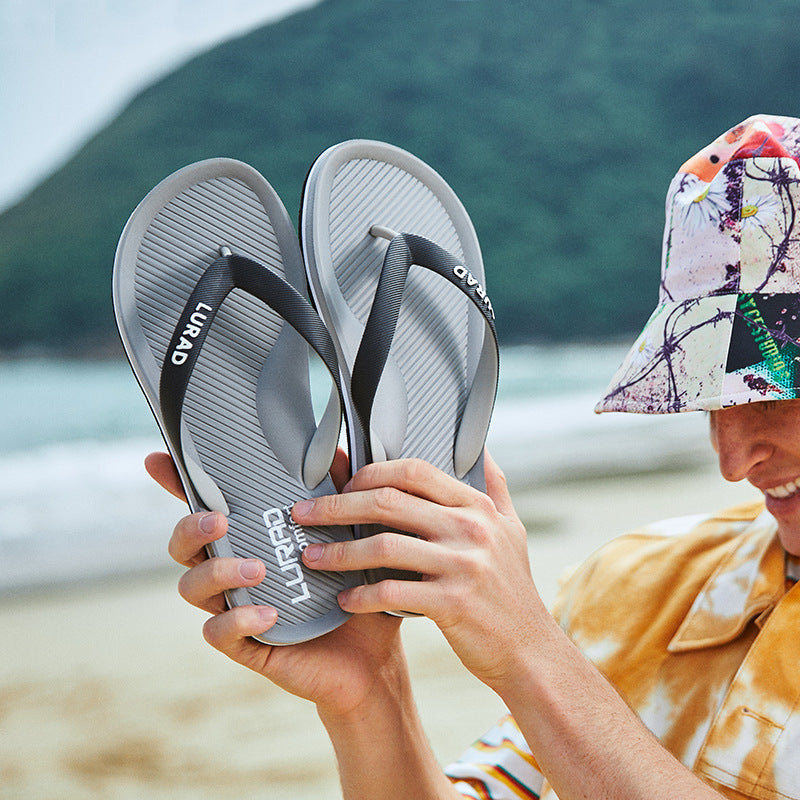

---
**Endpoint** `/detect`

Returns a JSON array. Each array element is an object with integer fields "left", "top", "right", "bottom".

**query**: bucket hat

[{"left": 596, "top": 114, "right": 800, "bottom": 414}]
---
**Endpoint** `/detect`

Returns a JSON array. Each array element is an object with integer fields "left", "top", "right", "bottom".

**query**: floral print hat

[{"left": 596, "top": 114, "right": 800, "bottom": 414}]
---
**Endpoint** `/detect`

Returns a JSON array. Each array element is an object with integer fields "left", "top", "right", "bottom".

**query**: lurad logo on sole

[{"left": 262, "top": 506, "right": 312, "bottom": 605}]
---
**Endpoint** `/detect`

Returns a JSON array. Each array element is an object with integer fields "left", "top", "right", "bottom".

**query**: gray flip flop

[
  {"left": 300, "top": 141, "right": 498, "bottom": 589},
  {"left": 113, "top": 158, "right": 361, "bottom": 645}
]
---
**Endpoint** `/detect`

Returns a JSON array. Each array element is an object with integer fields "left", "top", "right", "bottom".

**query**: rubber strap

[
  {"left": 350, "top": 233, "right": 498, "bottom": 473},
  {"left": 159, "top": 253, "right": 343, "bottom": 484}
]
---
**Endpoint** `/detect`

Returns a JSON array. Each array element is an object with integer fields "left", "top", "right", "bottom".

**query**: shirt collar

[{"left": 668, "top": 510, "right": 786, "bottom": 653}]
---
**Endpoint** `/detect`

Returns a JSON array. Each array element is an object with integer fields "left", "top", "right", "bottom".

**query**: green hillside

[{"left": 2, "top": 0, "right": 799, "bottom": 353}]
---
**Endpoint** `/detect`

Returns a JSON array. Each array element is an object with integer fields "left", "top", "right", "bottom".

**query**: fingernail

[
  {"left": 239, "top": 560, "right": 263, "bottom": 581},
  {"left": 304, "top": 543, "right": 324, "bottom": 562},
  {"left": 199, "top": 512, "right": 218, "bottom": 534},
  {"left": 293, "top": 499, "right": 315, "bottom": 518},
  {"left": 341, "top": 480, "right": 353, "bottom": 493},
  {"left": 257, "top": 606, "right": 278, "bottom": 625}
]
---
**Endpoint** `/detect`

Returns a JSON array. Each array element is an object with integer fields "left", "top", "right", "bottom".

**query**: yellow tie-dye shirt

[{"left": 447, "top": 502, "right": 800, "bottom": 800}]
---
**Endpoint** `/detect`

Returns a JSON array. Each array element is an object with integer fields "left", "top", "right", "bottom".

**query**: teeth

[{"left": 765, "top": 479, "right": 800, "bottom": 499}]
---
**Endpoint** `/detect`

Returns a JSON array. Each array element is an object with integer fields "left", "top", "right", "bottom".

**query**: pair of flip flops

[{"left": 113, "top": 140, "right": 498, "bottom": 645}]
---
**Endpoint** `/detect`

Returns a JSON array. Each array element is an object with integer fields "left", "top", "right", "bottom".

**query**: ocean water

[{"left": 0, "top": 346, "right": 713, "bottom": 593}]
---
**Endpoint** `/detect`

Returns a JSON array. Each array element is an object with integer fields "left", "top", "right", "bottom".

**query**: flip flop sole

[
  {"left": 113, "top": 159, "right": 358, "bottom": 644},
  {"left": 301, "top": 142, "right": 498, "bottom": 608},
  {"left": 301, "top": 140, "right": 489, "bottom": 488}
]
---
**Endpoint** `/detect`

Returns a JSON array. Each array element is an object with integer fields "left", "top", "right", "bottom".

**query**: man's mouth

[{"left": 765, "top": 478, "right": 800, "bottom": 499}]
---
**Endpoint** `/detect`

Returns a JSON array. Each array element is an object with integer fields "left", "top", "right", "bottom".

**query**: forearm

[
  {"left": 319, "top": 647, "right": 461, "bottom": 800},
  {"left": 496, "top": 614, "right": 722, "bottom": 800},
  {"left": 295, "top": 455, "right": 722, "bottom": 797}
]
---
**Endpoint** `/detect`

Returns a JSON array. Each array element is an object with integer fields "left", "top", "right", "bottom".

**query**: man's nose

[{"left": 709, "top": 406, "right": 774, "bottom": 482}]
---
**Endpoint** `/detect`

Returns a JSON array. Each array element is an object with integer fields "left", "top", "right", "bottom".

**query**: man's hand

[
  {"left": 145, "top": 450, "right": 404, "bottom": 722},
  {"left": 294, "top": 452, "right": 547, "bottom": 692}
]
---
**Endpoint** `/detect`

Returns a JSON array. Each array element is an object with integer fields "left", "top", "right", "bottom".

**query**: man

[{"left": 147, "top": 114, "right": 800, "bottom": 799}]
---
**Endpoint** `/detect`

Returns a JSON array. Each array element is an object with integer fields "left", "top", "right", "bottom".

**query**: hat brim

[{"left": 595, "top": 292, "right": 800, "bottom": 414}]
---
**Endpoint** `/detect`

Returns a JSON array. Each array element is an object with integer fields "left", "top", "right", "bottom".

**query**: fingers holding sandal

[
  {"left": 304, "top": 530, "right": 448, "bottom": 577},
  {"left": 295, "top": 486, "right": 449, "bottom": 542},
  {"left": 147, "top": 462, "right": 278, "bottom": 671},
  {"left": 294, "top": 461, "right": 487, "bottom": 542},
  {"left": 178, "top": 555, "right": 266, "bottom": 614},
  {"left": 303, "top": 535, "right": 449, "bottom": 618},
  {"left": 168, "top": 510, "right": 227, "bottom": 567},
  {"left": 169, "top": 514, "right": 276, "bottom": 665},
  {"left": 338, "top": 576, "right": 442, "bottom": 617},
  {"left": 344, "top": 457, "right": 478, "bottom": 507},
  {"left": 201, "top": 604, "right": 278, "bottom": 667}
]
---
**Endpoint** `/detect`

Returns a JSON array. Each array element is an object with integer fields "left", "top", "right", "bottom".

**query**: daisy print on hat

[{"left": 597, "top": 114, "right": 800, "bottom": 414}]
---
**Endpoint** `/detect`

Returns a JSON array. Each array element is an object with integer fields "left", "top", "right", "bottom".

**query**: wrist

[
  {"left": 317, "top": 643, "right": 456, "bottom": 798},
  {"left": 317, "top": 640, "right": 415, "bottom": 734},
  {"left": 479, "top": 596, "right": 561, "bottom": 699}
]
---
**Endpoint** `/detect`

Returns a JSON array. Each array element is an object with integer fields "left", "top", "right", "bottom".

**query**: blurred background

[{"left": 0, "top": 0, "right": 780, "bottom": 797}]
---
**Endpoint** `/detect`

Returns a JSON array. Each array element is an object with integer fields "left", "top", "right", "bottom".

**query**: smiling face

[{"left": 710, "top": 400, "right": 800, "bottom": 554}]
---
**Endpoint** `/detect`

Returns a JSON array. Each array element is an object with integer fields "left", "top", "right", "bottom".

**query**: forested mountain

[{"left": 2, "top": 0, "right": 799, "bottom": 352}]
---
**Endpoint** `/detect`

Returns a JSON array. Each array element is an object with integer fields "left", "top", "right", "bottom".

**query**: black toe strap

[
  {"left": 350, "top": 232, "right": 498, "bottom": 470},
  {"left": 159, "top": 253, "right": 343, "bottom": 482}
]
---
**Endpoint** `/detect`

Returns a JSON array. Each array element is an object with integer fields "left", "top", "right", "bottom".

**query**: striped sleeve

[{"left": 445, "top": 714, "right": 544, "bottom": 799}]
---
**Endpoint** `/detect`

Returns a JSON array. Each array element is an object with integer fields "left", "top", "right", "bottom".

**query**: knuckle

[
  {"left": 176, "top": 569, "right": 194, "bottom": 601},
  {"left": 451, "top": 547, "right": 491, "bottom": 583},
  {"left": 373, "top": 486, "right": 402, "bottom": 513},
  {"left": 375, "top": 579, "right": 402, "bottom": 609},
  {"left": 453, "top": 550, "right": 478, "bottom": 579},
  {"left": 459, "top": 513, "right": 492, "bottom": 546},
  {"left": 399, "top": 457, "right": 428, "bottom": 484},
  {"left": 167, "top": 519, "right": 193, "bottom": 560},
  {"left": 472, "top": 490, "right": 497, "bottom": 516},
  {"left": 469, "top": 553, "right": 493, "bottom": 581},
  {"left": 203, "top": 556, "right": 230, "bottom": 587},
  {"left": 323, "top": 540, "right": 348, "bottom": 568},
  {"left": 373, "top": 533, "right": 399, "bottom": 560},
  {"left": 201, "top": 607, "right": 247, "bottom": 650},
  {"left": 178, "top": 558, "right": 235, "bottom": 604},
  {"left": 492, "top": 464, "right": 510, "bottom": 490},
  {"left": 169, "top": 513, "right": 214, "bottom": 565},
  {"left": 438, "top": 575, "right": 467, "bottom": 608},
  {"left": 166, "top": 535, "right": 182, "bottom": 564},
  {"left": 323, "top": 491, "right": 350, "bottom": 518},
  {"left": 202, "top": 616, "right": 223, "bottom": 649},
  {"left": 356, "top": 462, "right": 380, "bottom": 484},
  {"left": 342, "top": 584, "right": 364, "bottom": 608}
]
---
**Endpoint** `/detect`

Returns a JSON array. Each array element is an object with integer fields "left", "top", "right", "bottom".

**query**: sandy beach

[{"left": 0, "top": 460, "right": 761, "bottom": 800}]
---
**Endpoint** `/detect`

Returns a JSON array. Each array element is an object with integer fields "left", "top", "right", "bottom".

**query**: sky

[{"left": 0, "top": 0, "right": 319, "bottom": 213}]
